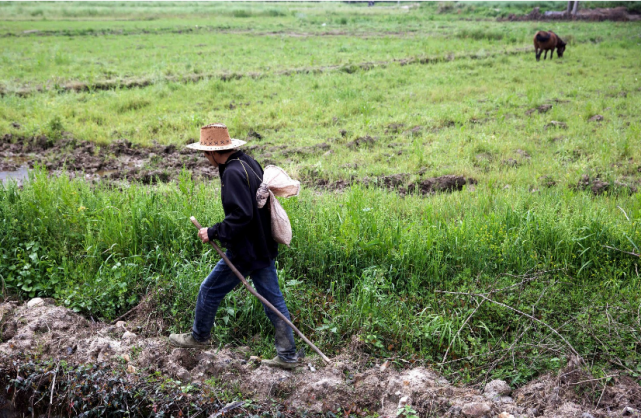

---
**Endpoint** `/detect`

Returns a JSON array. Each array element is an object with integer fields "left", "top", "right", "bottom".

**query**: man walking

[{"left": 168, "top": 123, "right": 299, "bottom": 370}]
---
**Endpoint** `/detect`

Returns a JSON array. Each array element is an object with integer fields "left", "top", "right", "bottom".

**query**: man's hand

[{"left": 198, "top": 228, "right": 209, "bottom": 243}]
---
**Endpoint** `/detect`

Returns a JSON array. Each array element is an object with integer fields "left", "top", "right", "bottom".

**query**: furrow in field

[
  {"left": 2, "top": 26, "right": 426, "bottom": 38},
  {"left": 0, "top": 46, "right": 531, "bottom": 97}
]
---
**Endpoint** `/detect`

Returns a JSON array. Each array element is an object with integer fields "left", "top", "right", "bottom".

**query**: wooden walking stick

[{"left": 190, "top": 216, "right": 331, "bottom": 365}]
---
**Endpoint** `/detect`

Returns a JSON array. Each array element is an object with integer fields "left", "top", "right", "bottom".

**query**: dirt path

[{"left": 1, "top": 299, "right": 639, "bottom": 417}]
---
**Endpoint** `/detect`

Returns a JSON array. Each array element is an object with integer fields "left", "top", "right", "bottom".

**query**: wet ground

[
  {"left": 1, "top": 133, "right": 479, "bottom": 195},
  {"left": 0, "top": 163, "right": 28, "bottom": 185},
  {"left": 0, "top": 133, "right": 219, "bottom": 185},
  {"left": 2, "top": 133, "right": 639, "bottom": 197}
]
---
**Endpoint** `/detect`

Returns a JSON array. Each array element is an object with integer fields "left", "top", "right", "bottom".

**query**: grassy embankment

[
  {"left": 2, "top": 172, "right": 640, "bottom": 383},
  {"left": 1, "top": 2, "right": 641, "bottom": 384}
]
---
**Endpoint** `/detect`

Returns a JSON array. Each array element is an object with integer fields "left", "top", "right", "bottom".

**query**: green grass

[
  {"left": 1, "top": 1, "right": 641, "bottom": 384},
  {"left": 1, "top": 170, "right": 640, "bottom": 384},
  {"left": 0, "top": 18, "right": 633, "bottom": 89},
  {"left": 2, "top": 34, "right": 639, "bottom": 192},
  {"left": 0, "top": 31, "right": 527, "bottom": 89}
]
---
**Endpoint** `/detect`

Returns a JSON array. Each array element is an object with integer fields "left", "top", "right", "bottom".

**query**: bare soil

[
  {"left": 1, "top": 133, "right": 479, "bottom": 197},
  {"left": 4, "top": 133, "right": 639, "bottom": 199},
  {"left": 1, "top": 299, "right": 640, "bottom": 417},
  {"left": 0, "top": 133, "right": 218, "bottom": 184},
  {"left": 576, "top": 174, "right": 638, "bottom": 196},
  {"left": 315, "top": 172, "right": 477, "bottom": 196}
]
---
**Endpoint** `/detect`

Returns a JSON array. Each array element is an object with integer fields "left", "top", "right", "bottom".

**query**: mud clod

[
  {"left": 315, "top": 172, "right": 477, "bottom": 196},
  {"left": 385, "top": 123, "right": 405, "bottom": 134},
  {"left": 313, "top": 171, "right": 477, "bottom": 195},
  {"left": 485, "top": 380, "right": 511, "bottom": 397},
  {"left": 346, "top": 135, "right": 376, "bottom": 148},
  {"left": 122, "top": 331, "right": 136, "bottom": 340},
  {"left": 0, "top": 320, "right": 17, "bottom": 342},
  {"left": 247, "top": 129, "right": 263, "bottom": 140},
  {"left": 379, "top": 173, "right": 407, "bottom": 188},
  {"left": 538, "top": 104, "right": 553, "bottom": 113},
  {"left": 408, "top": 175, "right": 474, "bottom": 195},
  {"left": 545, "top": 121, "right": 568, "bottom": 129},
  {"left": 526, "top": 104, "right": 553, "bottom": 116},
  {"left": 576, "top": 175, "right": 638, "bottom": 195},
  {"left": 539, "top": 175, "right": 557, "bottom": 188},
  {"left": 0, "top": 134, "right": 225, "bottom": 184},
  {"left": 461, "top": 402, "right": 492, "bottom": 417}
]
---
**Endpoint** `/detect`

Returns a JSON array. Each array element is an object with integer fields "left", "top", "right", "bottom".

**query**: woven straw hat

[{"left": 186, "top": 123, "right": 246, "bottom": 151}]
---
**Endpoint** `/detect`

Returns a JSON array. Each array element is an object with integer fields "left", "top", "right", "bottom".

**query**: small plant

[
  {"left": 265, "top": 9, "right": 285, "bottom": 17},
  {"left": 397, "top": 404, "right": 419, "bottom": 418},
  {"left": 232, "top": 9, "right": 251, "bottom": 18},
  {"left": 46, "top": 116, "right": 65, "bottom": 140}
]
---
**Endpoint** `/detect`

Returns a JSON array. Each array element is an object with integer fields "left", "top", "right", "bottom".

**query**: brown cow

[{"left": 533, "top": 31, "right": 566, "bottom": 61}]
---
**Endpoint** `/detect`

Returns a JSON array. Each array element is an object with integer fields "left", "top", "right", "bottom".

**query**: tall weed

[{"left": 1, "top": 172, "right": 639, "bottom": 380}]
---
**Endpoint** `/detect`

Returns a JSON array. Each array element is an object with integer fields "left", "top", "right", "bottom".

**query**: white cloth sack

[{"left": 256, "top": 165, "right": 300, "bottom": 246}]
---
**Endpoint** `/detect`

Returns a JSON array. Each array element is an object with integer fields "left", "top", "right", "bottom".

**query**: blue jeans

[{"left": 192, "top": 256, "right": 298, "bottom": 362}]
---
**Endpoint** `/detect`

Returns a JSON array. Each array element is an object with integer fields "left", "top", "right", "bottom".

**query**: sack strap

[{"left": 228, "top": 158, "right": 263, "bottom": 187}]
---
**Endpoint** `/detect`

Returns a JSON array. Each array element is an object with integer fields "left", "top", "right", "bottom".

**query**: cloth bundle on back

[{"left": 256, "top": 165, "right": 300, "bottom": 246}]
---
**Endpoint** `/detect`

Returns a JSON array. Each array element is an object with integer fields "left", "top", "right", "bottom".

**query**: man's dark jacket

[{"left": 207, "top": 151, "right": 278, "bottom": 271}]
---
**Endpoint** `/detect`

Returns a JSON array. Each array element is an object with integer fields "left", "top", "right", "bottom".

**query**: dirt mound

[
  {"left": 576, "top": 175, "right": 638, "bottom": 196},
  {"left": 514, "top": 360, "right": 641, "bottom": 417},
  {"left": 314, "top": 171, "right": 477, "bottom": 196},
  {"left": 346, "top": 135, "right": 377, "bottom": 148},
  {"left": 526, "top": 104, "right": 553, "bottom": 116},
  {"left": 407, "top": 175, "right": 476, "bottom": 195},
  {"left": 3, "top": 299, "right": 638, "bottom": 417},
  {"left": 0, "top": 300, "right": 469, "bottom": 416}
]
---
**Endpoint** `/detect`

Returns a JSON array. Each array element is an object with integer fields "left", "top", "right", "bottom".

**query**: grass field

[{"left": 1, "top": 1, "right": 641, "bottom": 386}]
